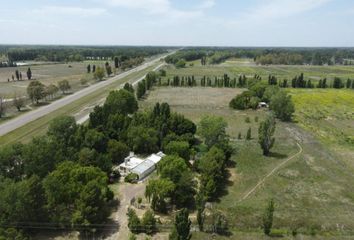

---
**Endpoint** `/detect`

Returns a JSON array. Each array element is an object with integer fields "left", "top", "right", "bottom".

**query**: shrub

[
  {"left": 229, "top": 91, "right": 255, "bottom": 110},
  {"left": 125, "top": 173, "right": 139, "bottom": 183}
]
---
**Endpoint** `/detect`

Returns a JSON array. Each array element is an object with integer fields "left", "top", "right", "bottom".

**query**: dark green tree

[
  {"left": 142, "top": 210, "right": 156, "bottom": 234},
  {"left": 164, "top": 141, "right": 190, "bottom": 161},
  {"left": 263, "top": 199, "right": 275, "bottom": 236},
  {"left": 104, "top": 89, "right": 138, "bottom": 116},
  {"left": 170, "top": 208, "right": 191, "bottom": 240},
  {"left": 26, "top": 67, "right": 32, "bottom": 80},
  {"left": 123, "top": 83, "right": 135, "bottom": 93},
  {"left": 127, "top": 126, "right": 158, "bottom": 154},
  {"left": 27, "top": 80, "right": 46, "bottom": 104},
  {"left": 47, "top": 116, "right": 77, "bottom": 151},
  {"left": 258, "top": 114, "right": 276, "bottom": 156},
  {"left": 107, "top": 139, "right": 130, "bottom": 164},
  {"left": 246, "top": 127, "right": 252, "bottom": 140},
  {"left": 269, "top": 90, "right": 295, "bottom": 122},
  {"left": 198, "top": 116, "right": 228, "bottom": 149},
  {"left": 145, "top": 178, "right": 175, "bottom": 213},
  {"left": 127, "top": 208, "right": 141, "bottom": 234},
  {"left": 43, "top": 161, "right": 112, "bottom": 229},
  {"left": 23, "top": 136, "right": 63, "bottom": 178},
  {"left": 94, "top": 66, "right": 105, "bottom": 81},
  {"left": 58, "top": 80, "right": 71, "bottom": 94}
]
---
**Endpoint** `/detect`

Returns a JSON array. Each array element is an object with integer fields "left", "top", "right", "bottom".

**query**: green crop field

[{"left": 141, "top": 85, "right": 354, "bottom": 239}]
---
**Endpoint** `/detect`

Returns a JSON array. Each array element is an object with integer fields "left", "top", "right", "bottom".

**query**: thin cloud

[
  {"left": 33, "top": 6, "right": 107, "bottom": 17},
  {"left": 242, "top": 0, "right": 332, "bottom": 23},
  {"left": 101, "top": 0, "right": 213, "bottom": 19},
  {"left": 199, "top": 0, "right": 216, "bottom": 9}
]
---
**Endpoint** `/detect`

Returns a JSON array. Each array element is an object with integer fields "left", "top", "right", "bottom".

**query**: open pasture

[
  {"left": 141, "top": 86, "right": 354, "bottom": 239},
  {"left": 0, "top": 61, "right": 110, "bottom": 98},
  {"left": 163, "top": 59, "right": 354, "bottom": 84}
]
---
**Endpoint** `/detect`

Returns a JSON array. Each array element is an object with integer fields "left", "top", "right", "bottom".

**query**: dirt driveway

[{"left": 105, "top": 182, "right": 146, "bottom": 240}]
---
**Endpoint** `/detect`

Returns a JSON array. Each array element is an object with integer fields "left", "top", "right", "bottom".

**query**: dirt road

[{"left": 105, "top": 183, "right": 146, "bottom": 240}]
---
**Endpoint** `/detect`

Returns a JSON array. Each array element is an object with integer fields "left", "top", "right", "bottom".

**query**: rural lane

[{"left": 0, "top": 52, "right": 173, "bottom": 136}]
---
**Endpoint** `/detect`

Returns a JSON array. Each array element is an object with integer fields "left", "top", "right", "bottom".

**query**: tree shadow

[
  {"left": 79, "top": 198, "right": 121, "bottom": 239},
  {"left": 33, "top": 102, "right": 50, "bottom": 107},
  {"left": 19, "top": 108, "right": 31, "bottom": 113},
  {"left": 214, "top": 170, "right": 234, "bottom": 202},
  {"left": 269, "top": 232, "right": 285, "bottom": 238},
  {"left": 268, "top": 152, "right": 288, "bottom": 159}
]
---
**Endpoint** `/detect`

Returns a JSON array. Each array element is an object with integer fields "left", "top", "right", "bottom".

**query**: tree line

[
  {"left": 165, "top": 48, "right": 354, "bottom": 66},
  {"left": 1, "top": 46, "right": 168, "bottom": 63}
]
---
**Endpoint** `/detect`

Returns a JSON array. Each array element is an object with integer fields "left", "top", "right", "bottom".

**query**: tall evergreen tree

[
  {"left": 263, "top": 199, "right": 275, "bottom": 236},
  {"left": 169, "top": 208, "right": 191, "bottom": 240},
  {"left": 26, "top": 67, "right": 32, "bottom": 80}
]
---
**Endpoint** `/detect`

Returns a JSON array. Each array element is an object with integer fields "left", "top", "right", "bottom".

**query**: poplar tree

[{"left": 258, "top": 114, "right": 276, "bottom": 156}]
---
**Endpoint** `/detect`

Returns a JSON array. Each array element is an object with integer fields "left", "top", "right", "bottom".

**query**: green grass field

[
  {"left": 163, "top": 59, "right": 354, "bottom": 84},
  {"left": 141, "top": 85, "right": 354, "bottom": 239},
  {"left": 289, "top": 89, "right": 354, "bottom": 169}
]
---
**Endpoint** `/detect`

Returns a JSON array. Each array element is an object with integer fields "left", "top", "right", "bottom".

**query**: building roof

[
  {"left": 119, "top": 157, "right": 144, "bottom": 170},
  {"left": 131, "top": 160, "right": 155, "bottom": 175},
  {"left": 146, "top": 151, "right": 165, "bottom": 164}
]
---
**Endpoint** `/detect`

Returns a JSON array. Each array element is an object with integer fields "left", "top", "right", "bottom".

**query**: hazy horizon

[{"left": 0, "top": 0, "right": 354, "bottom": 46}]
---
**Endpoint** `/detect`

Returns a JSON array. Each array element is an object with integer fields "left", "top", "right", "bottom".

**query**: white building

[
  {"left": 117, "top": 151, "right": 166, "bottom": 180},
  {"left": 258, "top": 102, "right": 269, "bottom": 108}
]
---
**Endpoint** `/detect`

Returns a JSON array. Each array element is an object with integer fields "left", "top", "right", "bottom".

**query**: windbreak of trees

[
  {"left": 165, "top": 50, "right": 207, "bottom": 64},
  {"left": 3, "top": 45, "right": 169, "bottom": 62},
  {"left": 160, "top": 72, "right": 354, "bottom": 91},
  {"left": 164, "top": 47, "right": 354, "bottom": 66}
]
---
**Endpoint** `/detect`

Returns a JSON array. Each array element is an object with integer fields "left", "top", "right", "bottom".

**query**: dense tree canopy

[
  {"left": 104, "top": 89, "right": 138, "bottom": 116},
  {"left": 269, "top": 91, "right": 295, "bottom": 122},
  {"left": 43, "top": 161, "right": 112, "bottom": 228},
  {"left": 198, "top": 116, "right": 228, "bottom": 149}
]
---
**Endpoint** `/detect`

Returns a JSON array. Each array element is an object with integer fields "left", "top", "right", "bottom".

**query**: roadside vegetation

[{"left": 0, "top": 46, "right": 169, "bottom": 122}]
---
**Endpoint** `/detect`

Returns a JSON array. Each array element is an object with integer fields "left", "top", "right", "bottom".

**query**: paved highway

[{"left": 0, "top": 52, "right": 173, "bottom": 136}]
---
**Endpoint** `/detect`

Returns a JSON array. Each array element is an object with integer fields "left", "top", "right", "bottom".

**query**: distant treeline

[
  {"left": 165, "top": 47, "right": 354, "bottom": 66},
  {"left": 0, "top": 45, "right": 169, "bottom": 63}
]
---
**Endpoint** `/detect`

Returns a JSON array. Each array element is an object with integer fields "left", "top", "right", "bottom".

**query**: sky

[{"left": 0, "top": 0, "right": 353, "bottom": 46}]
